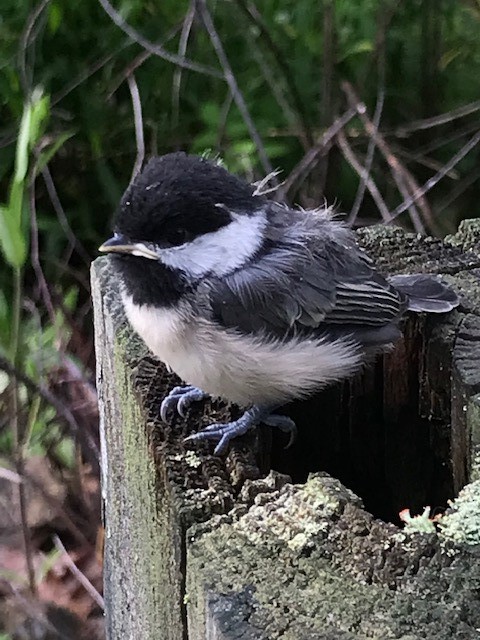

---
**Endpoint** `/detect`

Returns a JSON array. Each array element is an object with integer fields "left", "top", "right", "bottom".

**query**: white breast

[{"left": 122, "top": 294, "right": 363, "bottom": 406}]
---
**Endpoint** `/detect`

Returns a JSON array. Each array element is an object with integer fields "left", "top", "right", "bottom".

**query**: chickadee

[{"left": 99, "top": 152, "right": 459, "bottom": 455}]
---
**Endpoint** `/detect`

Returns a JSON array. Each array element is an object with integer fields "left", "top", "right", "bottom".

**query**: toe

[{"left": 262, "top": 414, "right": 297, "bottom": 448}]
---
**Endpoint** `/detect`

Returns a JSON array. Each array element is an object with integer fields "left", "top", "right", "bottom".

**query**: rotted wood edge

[{"left": 92, "top": 221, "right": 480, "bottom": 640}]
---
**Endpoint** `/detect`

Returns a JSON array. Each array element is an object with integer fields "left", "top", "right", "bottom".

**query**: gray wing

[{"left": 200, "top": 211, "right": 407, "bottom": 339}]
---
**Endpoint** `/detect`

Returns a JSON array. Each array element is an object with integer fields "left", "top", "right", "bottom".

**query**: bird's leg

[
  {"left": 160, "top": 385, "right": 209, "bottom": 422},
  {"left": 184, "top": 404, "right": 297, "bottom": 455}
]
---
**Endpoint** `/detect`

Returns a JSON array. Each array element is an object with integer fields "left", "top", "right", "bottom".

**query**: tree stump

[{"left": 92, "top": 221, "right": 480, "bottom": 640}]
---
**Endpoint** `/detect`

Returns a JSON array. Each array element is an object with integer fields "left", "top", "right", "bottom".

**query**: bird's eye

[{"left": 165, "top": 227, "right": 192, "bottom": 246}]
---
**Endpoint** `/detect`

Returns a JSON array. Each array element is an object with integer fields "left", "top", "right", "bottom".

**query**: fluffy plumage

[{"left": 101, "top": 152, "right": 459, "bottom": 453}]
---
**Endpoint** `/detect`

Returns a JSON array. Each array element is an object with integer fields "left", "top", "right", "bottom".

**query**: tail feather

[{"left": 388, "top": 274, "right": 459, "bottom": 314}]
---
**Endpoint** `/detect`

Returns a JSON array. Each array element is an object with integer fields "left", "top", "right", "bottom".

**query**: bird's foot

[
  {"left": 160, "top": 385, "right": 208, "bottom": 422},
  {"left": 184, "top": 405, "right": 296, "bottom": 455}
]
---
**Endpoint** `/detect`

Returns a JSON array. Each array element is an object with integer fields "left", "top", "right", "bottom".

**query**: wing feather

[{"left": 199, "top": 207, "right": 406, "bottom": 338}]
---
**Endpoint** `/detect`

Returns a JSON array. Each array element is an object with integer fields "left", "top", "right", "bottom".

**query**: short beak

[{"left": 99, "top": 235, "right": 158, "bottom": 260}]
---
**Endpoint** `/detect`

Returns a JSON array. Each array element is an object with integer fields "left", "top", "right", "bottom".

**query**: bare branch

[
  {"left": 394, "top": 99, "right": 480, "bottom": 137},
  {"left": 197, "top": 0, "right": 275, "bottom": 178},
  {"left": 107, "top": 50, "right": 152, "bottom": 100},
  {"left": 348, "top": 88, "right": 385, "bottom": 225},
  {"left": 216, "top": 90, "right": 234, "bottom": 150},
  {"left": 172, "top": 2, "right": 196, "bottom": 131},
  {"left": 41, "top": 165, "right": 91, "bottom": 267},
  {"left": 127, "top": 73, "right": 145, "bottom": 181},
  {"left": 14, "top": 464, "right": 93, "bottom": 548},
  {"left": 52, "top": 42, "right": 132, "bottom": 106},
  {"left": 393, "top": 146, "right": 459, "bottom": 180},
  {"left": 234, "top": 0, "right": 312, "bottom": 148},
  {"left": 389, "top": 129, "right": 480, "bottom": 222},
  {"left": 29, "top": 165, "right": 56, "bottom": 324},
  {"left": 16, "top": 476, "right": 37, "bottom": 595},
  {"left": 246, "top": 30, "right": 298, "bottom": 133},
  {"left": 53, "top": 535, "right": 105, "bottom": 610},
  {"left": 436, "top": 166, "right": 480, "bottom": 216},
  {"left": 97, "top": 0, "right": 222, "bottom": 79},
  {"left": 17, "top": 0, "right": 50, "bottom": 95},
  {"left": 0, "top": 466, "right": 23, "bottom": 484},
  {"left": 342, "top": 81, "right": 431, "bottom": 234},
  {"left": 336, "top": 129, "right": 391, "bottom": 223},
  {"left": 408, "top": 120, "right": 480, "bottom": 159},
  {"left": 107, "top": 22, "right": 184, "bottom": 99},
  {"left": 280, "top": 107, "right": 359, "bottom": 198}
]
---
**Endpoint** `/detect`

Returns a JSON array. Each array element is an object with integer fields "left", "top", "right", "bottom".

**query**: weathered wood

[{"left": 92, "top": 223, "right": 480, "bottom": 640}]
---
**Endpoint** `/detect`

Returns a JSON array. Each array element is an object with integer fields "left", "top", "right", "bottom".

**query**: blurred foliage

[
  {"left": 0, "top": 2, "right": 479, "bottom": 634},
  {"left": 0, "top": 0, "right": 480, "bottom": 454}
]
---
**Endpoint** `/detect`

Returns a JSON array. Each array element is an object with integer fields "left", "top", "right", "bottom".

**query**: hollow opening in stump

[{"left": 268, "top": 314, "right": 460, "bottom": 524}]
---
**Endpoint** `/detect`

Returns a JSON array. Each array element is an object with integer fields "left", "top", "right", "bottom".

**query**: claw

[
  {"left": 184, "top": 405, "right": 297, "bottom": 455},
  {"left": 160, "top": 385, "right": 208, "bottom": 422},
  {"left": 263, "top": 414, "right": 297, "bottom": 448}
]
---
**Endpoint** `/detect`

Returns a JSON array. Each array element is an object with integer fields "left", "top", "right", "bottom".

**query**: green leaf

[
  {"left": 48, "top": 1, "right": 63, "bottom": 34},
  {"left": 0, "top": 204, "right": 27, "bottom": 268},
  {"left": 29, "top": 89, "right": 50, "bottom": 148},
  {"left": 337, "top": 40, "right": 374, "bottom": 63},
  {"left": 439, "top": 48, "right": 462, "bottom": 71},
  {"left": 14, "top": 104, "right": 31, "bottom": 183}
]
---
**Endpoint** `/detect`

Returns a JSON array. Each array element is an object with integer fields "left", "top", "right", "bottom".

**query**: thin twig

[
  {"left": 245, "top": 29, "right": 298, "bottom": 133},
  {"left": 52, "top": 42, "right": 132, "bottom": 106},
  {"left": 127, "top": 73, "right": 145, "bottom": 181},
  {"left": 314, "top": 0, "right": 336, "bottom": 199},
  {"left": 97, "top": 0, "right": 222, "bottom": 79},
  {"left": 436, "top": 166, "right": 480, "bottom": 216},
  {"left": 407, "top": 120, "right": 480, "bottom": 159},
  {"left": 10, "top": 267, "right": 37, "bottom": 597},
  {"left": 393, "top": 146, "right": 459, "bottom": 180},
  {"left": 53, "top": 535, "right": 105, "bottom": 610},
  {"left": 0, "top": 355, "right": 100, "bottom": 466},
  {"left": 107, "top": 50, "right": 151, "bottom": 100},
  {"left": 216, "top": 90, "right": 234, "bottom": 150},
  {"left": 280, "top": 107, "right": 359, "bottom": 198},
  {"left": 348, "top": 88, "right": 385, "bottom": 225},
  {"left": 18, "top": 466, "right": 93, "bottom": 548},
  {"left": 342, "top": 81, "right": 430, "bottom": 233},
  {"left": 172, "top": 2, "right": 196, "bottom": 132},
  {"left": 3, "top": 583, "right": 71, "bottom": 640},
  {"left": 336, "top": 129, "right": 391, "bottom": 223},
  {"left": 394, "top": 99, "right": 480, "bottom": 137},
  {"left": 349, "top": 3, "right": 387, "bottom": 224},
  {"left": 41, "top": 165, "right": 91, "bottom": 266},
  {"left": 389, "top": 128, "right": 480, "bottom": 222},
  {"left": 107, "top": 20, "right": 184, "bottom": 99},
  {"left": 0, "top": 466, "right": 23, "bottom": 484},
  {"left": 360, "top": 0, "right": 403, "bottom": 88},
  {"left": 29, "top": 165, "right": 56, "bottom": 325},
  {"left": 197, "top": 0, "right": 275, "bottom": 179},
  {"left": 17, "top": 0, "right": 50, "bottom": 95},
  {"left": 234, "top": 0, "right": 312, "bottom": 148}
]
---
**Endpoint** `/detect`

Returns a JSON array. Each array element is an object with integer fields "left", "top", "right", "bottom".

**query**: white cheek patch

[
  {"left": 131, "top": 243, "right": 158, "bottom": 260},
  {"left": 157, "top": 210, "right": 267, "bottom": 277}
]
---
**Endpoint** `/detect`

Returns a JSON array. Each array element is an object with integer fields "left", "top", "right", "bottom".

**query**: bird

[{"left": 99, "top": 152, "right": 459, "bottom": 455}]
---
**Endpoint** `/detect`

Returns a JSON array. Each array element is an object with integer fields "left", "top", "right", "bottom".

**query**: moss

[
  {"left": 439, "top": 480, "right": 480, "bottom": 546},
  {"left": 445, "top": 218, "right": 480, "bottom": 253}
]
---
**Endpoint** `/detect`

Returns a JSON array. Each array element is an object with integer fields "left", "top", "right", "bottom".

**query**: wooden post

[{"left": 92, "top": 221, "right": 480, "bottom": 640}]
